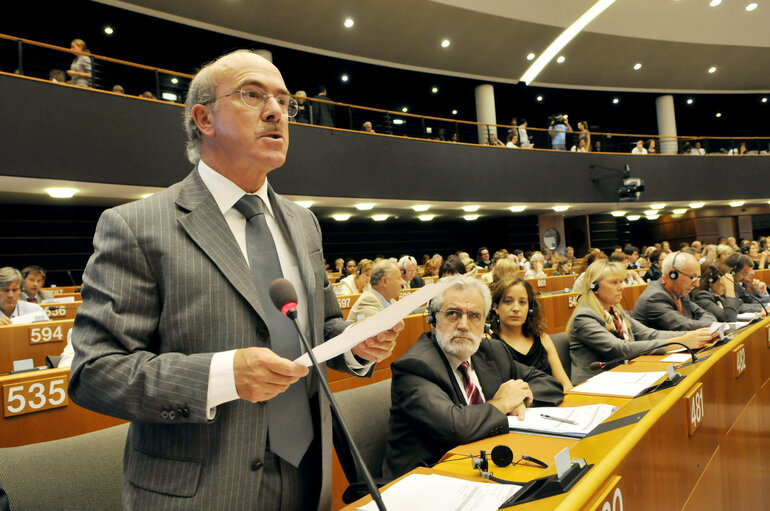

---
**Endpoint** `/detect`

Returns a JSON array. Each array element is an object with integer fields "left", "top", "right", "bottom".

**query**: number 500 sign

[{"left": 3, "top": 375, "right": 69, "bottom": 417}]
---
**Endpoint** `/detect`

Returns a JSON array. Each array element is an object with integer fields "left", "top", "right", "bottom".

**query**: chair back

[{"left": 551, "top": 331, "right": 571, "bottom": 380}]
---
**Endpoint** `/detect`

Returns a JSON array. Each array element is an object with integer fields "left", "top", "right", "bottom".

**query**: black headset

[
  {"left": 470, "top": 446, "right": 548, "bottom": 484},
  {"left": 668, "top": 252, "right": 681, "bottom": 280},
  {"left": 707, "top": 265, "right": 722, "bottom": 285},
  {"left": 589, "top": 280, "right": 599, "bottom": 292}
]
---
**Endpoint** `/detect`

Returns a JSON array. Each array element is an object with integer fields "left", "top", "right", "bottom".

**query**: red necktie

[{"left": 458, "top": 361, "right": 484, "bottom": 405}]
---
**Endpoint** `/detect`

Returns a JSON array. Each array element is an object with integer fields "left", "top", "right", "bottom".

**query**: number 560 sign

[{"left": 3, "top": 375, "right": 69, "bottom": 417}]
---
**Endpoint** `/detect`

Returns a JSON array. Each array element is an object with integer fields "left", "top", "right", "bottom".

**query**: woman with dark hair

[
  {"left": 336, "top": 258, "right": 357, "bottom": 282},
  {"left": 644, "top": 249, "right": 663, "bottom": 282},
  {"left": 690, "top": 264, "right": 743, "bottom": 322},
  {"left": 490, "top": 277, "right": 572, "bottom": 390},
  {"left": 553, "top": 258, "right": 574, "bottom": 276}
]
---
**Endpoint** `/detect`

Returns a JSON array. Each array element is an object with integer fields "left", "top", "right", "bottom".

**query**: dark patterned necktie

[
  {"left": 458, "top": 361, "right": 484, "bottom": 405},
  {"left": 233, "top": 194, "right": 312, "bottom": 468}
]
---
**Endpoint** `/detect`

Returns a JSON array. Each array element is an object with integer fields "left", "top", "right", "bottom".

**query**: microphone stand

[
  {"left": 284, "top": 308, "right": 387, "bottom": 511},
  {"left": 593, "top": 341, "right": 697, "bottom": 371}
]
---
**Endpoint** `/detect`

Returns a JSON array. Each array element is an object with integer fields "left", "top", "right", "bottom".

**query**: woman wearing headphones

[
  {"left": 567, "top": 260, "right": 711, "bottom": 385},
  {"left": 490, "top": 277, "right": 572, "bottom": 390},
  {"left": 690, "top": 264, "right": 743, "bottom": 322},
  {"left": 336, "top": 259, "right": 373, "bottom": 295}
]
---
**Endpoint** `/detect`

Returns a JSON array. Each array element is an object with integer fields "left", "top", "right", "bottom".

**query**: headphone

[
  {"left": 707, "top": 265, "right": 722, "bottom": 285},
  {"left": 470, "top": 447, "right": 548, "bottom": 484},
  {"left": 589, "top": 280, "right": 599, "bottom": 292},
  {"left": 668, "top": 252, "right": 681, "bottom": 280}
]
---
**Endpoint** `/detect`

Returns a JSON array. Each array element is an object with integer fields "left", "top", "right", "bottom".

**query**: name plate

[
  {"left": 588, "top": 476, "right": 623, "bottom": 511},
  {"left": 28, "top": 324, "right": 69, "bottom": 344},
  {"left": 568, "top": 295, "right": 579, "bottom": 308},
  {"left": 337, "top": 296, "right": 352, "bottom": 309},
  {"left": 684, "top": 382, "right": 704, "bottom": 436},
  {"left": 44, "top": 305, "right": 68, "bottom": 318},
  {"left": 733, "top": 344, "right": 746, "bottom": 378},
  {"left": 537, "top": 279, "right": 547, "bottom": 288},
  {"left": 398, "top": 288, "right": 417, "bottom": 300},
  {"left": 3, "top": 374, "right": 69, "bottom": 417}
]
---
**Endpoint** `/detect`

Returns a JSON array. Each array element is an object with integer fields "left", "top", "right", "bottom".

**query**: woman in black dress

[{"left": 490, "top": 277, "right": 572, "bottom": 390}]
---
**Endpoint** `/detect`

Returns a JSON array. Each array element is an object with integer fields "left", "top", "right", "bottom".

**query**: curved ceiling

[{"left": 101, "top": 0, "right": 769, "bottom": 92}]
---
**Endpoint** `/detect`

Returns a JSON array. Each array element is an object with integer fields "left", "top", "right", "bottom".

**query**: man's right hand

[
  {"left": 678, "top": 328, "right": 714, "bottom": 349},
  {"left": 488, "top": 379, "right": 533, "bottom": 417},
  {"left": 0, "top": 317, "right": 10, "bottom": 326},
  {"left": 234, "top": 347, "right": 309, "bottom": 403}
]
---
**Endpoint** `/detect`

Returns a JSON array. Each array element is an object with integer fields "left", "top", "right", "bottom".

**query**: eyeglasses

[
  {"left": 678, "top": 270, "right": 701, "bottom": 283},
  {"left": 438, "top": 309, "right": 485, "bottom": 326},
  {"left": 206, "top": 85, "right": 298, "bottom": 118}
]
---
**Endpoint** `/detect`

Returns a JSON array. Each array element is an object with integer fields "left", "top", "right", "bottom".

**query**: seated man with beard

[{"left": 383, "top": 276, "right": 563, "bottom": 478}]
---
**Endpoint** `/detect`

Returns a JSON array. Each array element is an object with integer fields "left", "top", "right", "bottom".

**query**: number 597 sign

[{"left": 3, "top": 375, "right": 69, "bottom": 417}]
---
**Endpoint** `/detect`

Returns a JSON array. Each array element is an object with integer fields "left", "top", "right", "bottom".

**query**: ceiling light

[
  {"left": 526, "top": 53, "right": 536, "bottom": 61},
  {"left": 644, "top": 210, "right": 657, "bottom": 215},
  {"left": 610, "top": 210, "right": 627, "bottom": 217},
  {"left": 332, "top": 214, "right": 351, "bottom": 221},
  {"left": 341, "top": 74, "right": 349, "bottom": 82},
  {"left": 393, "top": 119, "right": 405, "bottom": 125},
  {"left": 762, "top": 97, "right": 768, "bottom": 103},
  {"left": 462, "top": 205, "right": 480, "bottom": 212},
  {"left": 104, "top": 26, "right": 114, "bottom": 35},
  {"left": 412, "top": 205, "right": 431, "bottom": 212},
  {"left": 171, "top": 77, "right": 179, "bottom": 84},
  {"left": 509, "top": 205, "right": 527, "bottom": 213},
  {"left": 729, "top": 201, "right": 745, "bottom": 207},
  {"left": 645, "top": 214, "right": 660, "bottom": 220},
  {"left": 46, "top": 187, "right": 78, "bottom": 198},
  {"left": 294, "top": 201, "right": 314, "bottom": 208},
  {"left": 419, "top": 214, "right": 435, "bottom": 221},
  {"left": 519, "top": 0, "right": 617, "bottom": 84},
  {"left": 687, "top": 98, "right": 694, "bottom": 105},
  {"left": 161, "top": 92, "right": 178, "bottom": 101},
  {"left": 650, "top": 203, "right": 666, "bottom": 210},
  {"left": 441, "top": 39, "right": 451, "bottom": 48},
  {"left": 556, "top": 56, "right": 566, "bottom": 64},
  {"left": 371, "top": 214, "right": 389, "bottom": 222},
  {"left": 431, "top": 87, "right": 438, "bottom": 94},
  {"left": 355, "top": 203, "right": 375, "bottom": 211},
  {"left": 689, "top": 202, "right": 705, "bottom": 208},
  {"left": 451, "top": 109, "right": 458, "bottom": 115},
  {"left": 746, "top": 3, "right": 758, "bottom": 11},
  {"left": 401, "top": 107, "right": 408, "bottom": 112},
  {"left": 633, "top": 63, "right": 642, "bottom": 70},
  {"left": 626, "top": 215, "right": 641, "bottom": 221},
  {"left": 536, "top": 95, "right": 543, "bottom": 102},
  {"left": 463, "top": 215, "right": 480, "bottom": 221},
  {"left": 552, "top": 205, "right": 570, "bottom": 212},
  {"left": 709, "top": 0, "right": 722, "bottom": 6},
  {"left": 612, "top": 97, "right": 620, "bottom": 104},
  {"left": 716, "top": 112, "right": 722, "bottom": 118},
  {"left": 344, "top": 18, "right": 354, "bottom": 28},
  {"left": 708, "top": 66, "right": 717, "bottom": 74},
  {"left": 672, "top": 208, "right": 688, "bottom": 215}
]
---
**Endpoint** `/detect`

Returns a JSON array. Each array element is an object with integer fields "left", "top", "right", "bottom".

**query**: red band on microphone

[{"left": 281, "top": 302, "right": 298, "bottom": 315}]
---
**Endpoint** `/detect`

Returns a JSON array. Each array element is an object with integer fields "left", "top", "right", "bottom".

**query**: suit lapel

[
  {"left": 174, "top": 170, "right": 266, "bottom": 318},
  {"left": 268, "top": 187, "right": 316, "bottom": 297},
  {"left": 472, "top": 345, "right": 505, "bottom": 400}
]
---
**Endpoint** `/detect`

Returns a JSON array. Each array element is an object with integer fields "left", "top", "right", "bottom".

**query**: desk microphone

[
  {"left": 589, "top": 341, "right": 697, "bottom": 372},
  {"left": 738, "top": 282, "right": 768, "bottom": 316},
  {"left": 269, "top": 278, "right": 387, "bottom": 511}
]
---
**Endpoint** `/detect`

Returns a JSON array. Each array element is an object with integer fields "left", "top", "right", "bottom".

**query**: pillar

[
  {"left": 655, "top": 95, "right": 678, "bottom": 154},
  {"left": 475, "top": 84, "right": 497, "bottom": 145}
]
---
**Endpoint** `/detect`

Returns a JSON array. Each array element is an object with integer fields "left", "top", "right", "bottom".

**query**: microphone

[
  {"left": 66, "top": 270, "right": 77, "bottom": 286},
  {"left": 589, "top": 341, "right": 697, "bottom": 372},
  {"left": 268, "top": 278, "right": 387, "bottom": 511},
  {"left": 738, "top": 282, "right": 768, "bottom": 316}
]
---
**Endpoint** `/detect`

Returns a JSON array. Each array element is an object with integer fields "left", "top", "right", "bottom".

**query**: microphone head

[
  {"left": 589, "top": 361, "right": 604, "bottom": 371},
  {"left": 268, "top": 278, "right": 298, "bottom": 312}
]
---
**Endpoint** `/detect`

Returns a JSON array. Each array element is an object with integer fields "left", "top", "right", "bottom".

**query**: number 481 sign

[{"left": 684, "top": 383, "right": 704, "bottom": 436}]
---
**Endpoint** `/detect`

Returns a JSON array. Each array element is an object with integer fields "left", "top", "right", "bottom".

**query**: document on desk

[
  {"left": 736, "top": 312, "right": 758, "bottom": 321},
  {"left": 357, "top": 473, "right": 519, "bottom": 511},
  {"left": 570, "top": 371, "right": 667, "bottom": 397},
  {"left": 295, "top": 280, "right": 451, "bottom": 366},
  {"left": 507, "top": 404, "right": 618, "bottom": 438}
]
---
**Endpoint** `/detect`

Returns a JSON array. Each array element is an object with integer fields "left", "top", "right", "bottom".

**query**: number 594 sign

[{"left": 3, "top": 375, "right": 69, "bottom": 417}]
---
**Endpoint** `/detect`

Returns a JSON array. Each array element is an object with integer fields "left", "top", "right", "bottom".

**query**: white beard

[{"left": 435, "top": 327, "right": 481, "bottom": 361}]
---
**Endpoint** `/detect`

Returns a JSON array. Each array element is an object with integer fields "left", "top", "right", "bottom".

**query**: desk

[
  {"left": 0, "top": 319, "right": 73, "bottom": 374},
  {"left": 538, "top": 292, "right": 579, "bottom": 334},
  {"left": 526, "top": 275, "right": 577, "bottom": 294},
  {"left": 342, "top": 318, "right": 770, "bottom": 510}
]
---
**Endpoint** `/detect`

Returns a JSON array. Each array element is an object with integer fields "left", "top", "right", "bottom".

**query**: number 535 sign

[{"left": 3, "top": 375, "right": 69, "bottom": 417}]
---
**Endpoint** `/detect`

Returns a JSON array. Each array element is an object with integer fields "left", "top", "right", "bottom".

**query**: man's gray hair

[
  {"left": 0, "top": 267, "right": 22, "bottom": 288},
  {"left": 370, "top": 260, "right": 397, "bottom": 287},
  {"left": 661, "top": 251, "right": 696, "bottom": 274},
  {"left": 430, "top": 275, "right": 492, "bottom": 319},
  {"left": 398, "top": 255, "right": 416, "bottom": 269}
]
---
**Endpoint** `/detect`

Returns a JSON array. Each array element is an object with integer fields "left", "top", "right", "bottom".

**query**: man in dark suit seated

[
  {"left": 632, "top": 251, "right": 717, "bottom": 330},
  {"left": 726, "top": 254, "right": 770, "bottom": 308},
  {"left": 383, "top": 276, "right": 564, "bottom": 479}
]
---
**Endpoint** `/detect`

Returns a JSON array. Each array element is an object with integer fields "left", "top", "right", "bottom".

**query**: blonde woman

[
  {"left": 567, "top": 260, "right": 711, "bottom": 384},
  {"left": 67, "top": 38, "right": 92, "bottom": 87},
  {"left": 336, "top": 259, "right": 373, "bottom": 295}
]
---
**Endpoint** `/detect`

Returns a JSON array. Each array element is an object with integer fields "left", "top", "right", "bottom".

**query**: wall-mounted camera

[{"left": 617, "top": 178, "right": 645, "bottom": 201}]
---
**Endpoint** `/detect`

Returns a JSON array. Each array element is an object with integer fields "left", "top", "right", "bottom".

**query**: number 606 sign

[{"left": 3, "top": 375, "right": 69, "bottom": 417}]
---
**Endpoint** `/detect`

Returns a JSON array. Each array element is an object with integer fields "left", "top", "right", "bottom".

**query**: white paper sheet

[
  {"left": 570, "top": 371, "right": 667, "bottom": 397},
  {"left": 10, "top": 312, "right": 48, "bottom": 325},
  {"left": 660, "top": 353, "right": 692, "bottom": 363},
  {"left": 295, "top": 280, "right": 451, "bottom": 366},
  {"left": 357, "top": 473, "right": 519, "bottom": 511},
  {"left": 736, "top": 312, "right": 759, "bottom": 321},
  {"left": 507, "top": 404, "right": 618, "bottom": 438},
  {"left": 41, "top": 296, "right": 76, "bottom": 303}
]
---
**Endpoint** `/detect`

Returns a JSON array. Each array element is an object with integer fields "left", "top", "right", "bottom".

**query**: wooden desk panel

[
  {"left": 526, "top": 275, "right": 577, "bottom": 294},
  {"left": 336, "top": 293, "right": 360, "bottom": 321},
  {"left": 41, "top": 301, "right": 81, "bottom": 320},
  {"left": 620, "top": 284, "right": 647, "bottom": 310},
  {"left": 42, "top": 286, "right": 81, "bottom": 295},
  {"left": 0, "top": 319, "right": 73, "bottom": 374},
  {"left": 539, "top": 292, "right": 579, "bottom": 334}
]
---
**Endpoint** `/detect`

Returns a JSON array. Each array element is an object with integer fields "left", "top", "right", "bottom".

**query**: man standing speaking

[{"left": 69, "top": 50, "right": 400, "bottom": 510}]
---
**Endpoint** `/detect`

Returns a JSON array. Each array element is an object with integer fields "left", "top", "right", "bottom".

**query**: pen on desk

[{"left": 540, "top": 414, "right": 578, "bottom": 425}]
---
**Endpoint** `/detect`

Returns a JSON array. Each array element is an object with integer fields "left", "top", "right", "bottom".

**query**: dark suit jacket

[
  {"left": 632, "top": 279, "right": 716, "bottom": 331},
  {"left": 383, "top": 332, "right": 563, "bottom": 478},
  {"left": 311, "top": 94, "right": 335, "bottom": 127},
  {"left": 408, "top": 275, "right": 424, "bottom": 288},
  {"left": 69, "top": 169, "right": 353, "bottom": 510},
  {"left": 691, "top": 290, "right": 743, "bottom": 322}
]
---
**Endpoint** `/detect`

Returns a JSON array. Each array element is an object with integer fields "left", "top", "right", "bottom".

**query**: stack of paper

[
  {"left": 570, "top": 371, "right": 667, "bottom": 397},
  {"left": 357, "top": 473, "right": 519, "bottom": 511},
  {"left": 507, "top": 404, "right": 617, "bottom": 438}
]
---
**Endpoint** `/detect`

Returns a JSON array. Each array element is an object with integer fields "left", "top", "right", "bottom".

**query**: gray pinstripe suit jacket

[{"left": 69, "top": 169, "right": 354, "bottom": 510}]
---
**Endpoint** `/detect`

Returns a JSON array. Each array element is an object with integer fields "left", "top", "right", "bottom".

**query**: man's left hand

[
  {"left": 752, "top": 279, "right": 767, "bottom": 294},
  {"left": 351, "top": 320, "right": 404, "bottom": 363}
]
